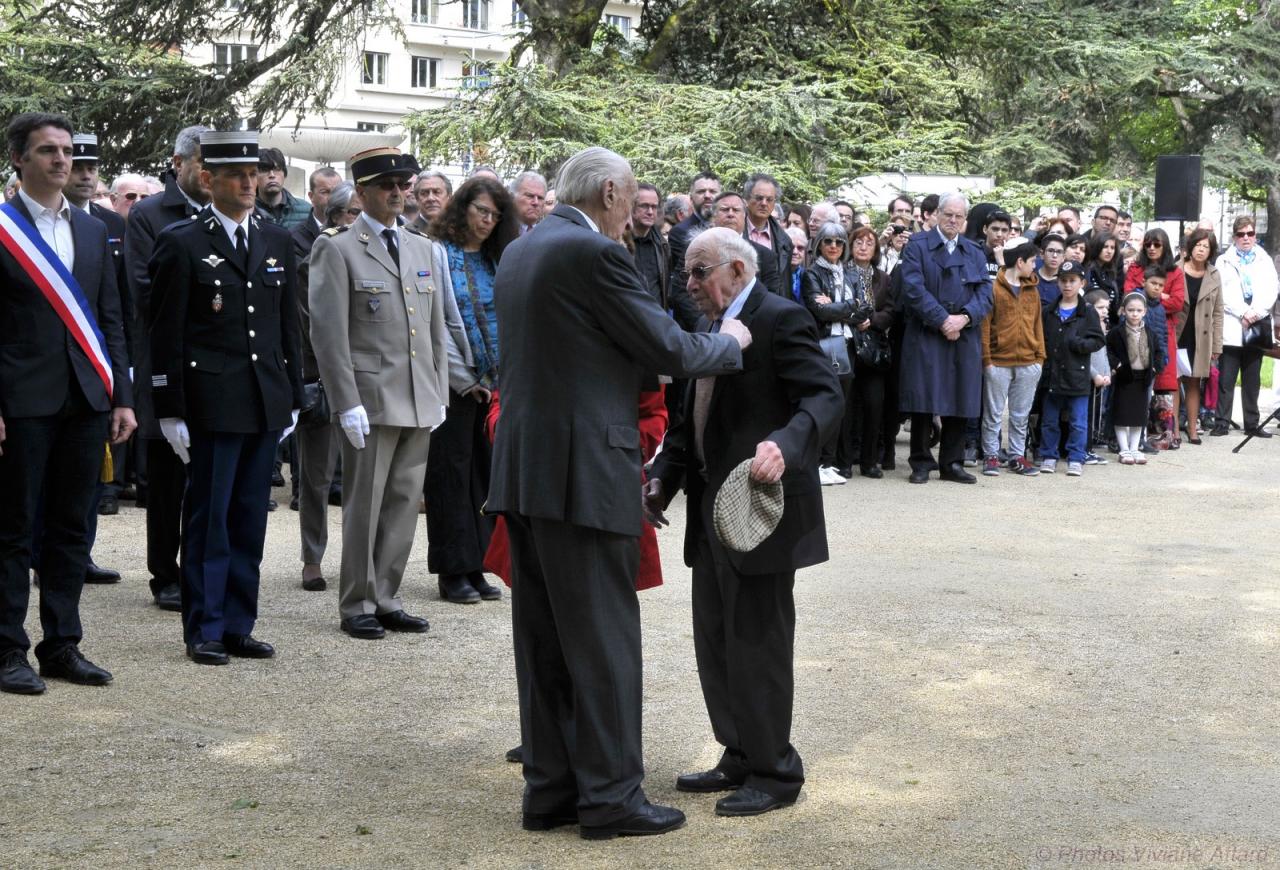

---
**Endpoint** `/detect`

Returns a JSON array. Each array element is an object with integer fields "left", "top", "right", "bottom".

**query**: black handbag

[
  {"left": 851, "top": 327, "right": 892, "bottom": 371},
  {"left": 1241, "top": 315, "right": 1275, "bottom": 350},
  {"left": 299, "top": 380, "right": 330, "bottom": 426},
  {"left": 819, "top": 334, "right": 852, "bottom": 376}
]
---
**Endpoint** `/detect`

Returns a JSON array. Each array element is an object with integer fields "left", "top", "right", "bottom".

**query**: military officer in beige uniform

[{"left": 309, "top": 148, "right": 449, "bottom": 639}]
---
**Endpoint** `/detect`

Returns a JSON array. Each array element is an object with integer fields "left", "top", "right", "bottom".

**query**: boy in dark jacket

[{"left": 1038, "top": 261, "right": 1105, "bottom": 476}]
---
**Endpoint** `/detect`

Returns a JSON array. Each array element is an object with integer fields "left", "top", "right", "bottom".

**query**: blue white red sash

[{"left": 0, "top": 202, "right": 113, "bottom": 400}]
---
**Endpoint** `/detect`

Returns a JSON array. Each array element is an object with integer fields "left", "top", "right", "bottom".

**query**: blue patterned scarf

[{"left": 446, "top": 242, "right": 498, "bottom": 387}]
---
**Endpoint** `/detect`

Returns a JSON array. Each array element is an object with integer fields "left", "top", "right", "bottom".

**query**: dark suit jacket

[
  {"left": 0, "top": 198, "right": 132, "bottom": 418},
  {"left": 290, "top": 215, "right": 321, "bottom": 262},
  {"left": 125, "top": 176, "right": 202, "bottom": 437},
  {"left": 488, "top": 204, "right": 743, "bottom": 538},
  {"left": 148, "top": 208, "right": 304, "bottom": 433},
  {"left": 744, "top": 216, "right": 793, "bottom": 297},
  {"left": 750, "top": 237, "right": 785, "bottom": 298},
  {"left": 651, "top": 281, "right": 843, "bottom": 575},
  {"left": 89, "top": 202, "right": 131, "bottom": 351},
  {"left": 666, "top": 213, "right": 709, "bottom": 330}
]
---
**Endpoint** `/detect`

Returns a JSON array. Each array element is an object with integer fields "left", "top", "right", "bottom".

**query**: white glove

[
  {"left": 339, "top": 405, "right": 370, "bottom": 449},
  {"left": 159, "top": 417, "right": 191, "bottom": 465},
  {"left": 279, "top": 409, "right": 299, "bottom": 443}
]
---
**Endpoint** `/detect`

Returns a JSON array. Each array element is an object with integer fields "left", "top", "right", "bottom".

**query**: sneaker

[
  {"left": 1083, "top": 452, "right": 1107, "bottom": 466},
  {"left": 962, "top": 447, "right": 978, "bottom": 468},
  {"left": 1135, "top": 452, "right": 1148, "bottom": 465},
  {"left": 819, "top": 466, "right": 846, "bottom": 486},
  {"left": 1011, "top": 456, "right": 1040, "bottom": 476},
  {"left": 1066, "top": 461, "right": 1083, "bottom": 476},
  {"left": 982, "top": 457, "right": 1001, "bottom": 476},
  {"left": 1040, "top": 458, "right": 1057, "bottom": 474}
]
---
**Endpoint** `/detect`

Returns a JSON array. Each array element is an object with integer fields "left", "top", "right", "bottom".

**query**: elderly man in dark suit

[
  {"left": 898, "top": 193, "right": 994, "bottom": 484},
  {"left": 646, "top": 227, "right": 843, "bottom": 817},
  {"left": 0, "top": 112, "right": 135, "bottom": 694},
  {"left": 489, "top": 147, "right": 752, "bottom": 840}
]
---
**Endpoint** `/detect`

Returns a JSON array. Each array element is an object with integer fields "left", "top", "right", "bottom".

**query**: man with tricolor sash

[{"left": 0, "top": 112, "right": 135, "bottom": 695}]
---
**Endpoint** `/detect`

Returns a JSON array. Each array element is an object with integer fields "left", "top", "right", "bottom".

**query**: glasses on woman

[
  {"left": 1144, "top": 240, "right": 1163, "bottom": 248},
  {"left": 470, "top": 202, "right": 500, "bottom": 222},
  {"left": 1236, "top": 229, "right": 1257, "bottom": 238},
  {"left": 375, "top": 179, "right": 412, "bottom": 192},
  {"left": 820, "top": 239, "right": 845, "bottom": 248}
]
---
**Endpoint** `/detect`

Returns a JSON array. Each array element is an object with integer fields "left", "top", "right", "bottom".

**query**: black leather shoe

[
  {"left": 301, "top": 573, "right": 327, "bottom": 592},
  {"left": 469, "top": 572, "right": 502, "bottom": 601},
  {"left": 224, "top": 634, "right": 275, "bottom": 658},
  {"left": 153, "top": 582, "right": 182, "bottom": 612},
  {"left": 505, "top": 745, "right": 523, "bottom": 764},
  {"left": 676, "top": 769, "right": 741, "bottom": 793},
  {"left": 0, "top": 650, "right": 46, "bottom": 694},
  {"left": 266, "top": 498, "right": 278, "bottom": 512},
  {"left": 523, "top": 809, "right": 578, "bottom": 831},
  {"left": 1247, "top": 427, "right": 1273, "bottom": 438},
  {"left": 908, "top": 468, "right": 930, "bottom": 484},
  {"left": 377, "top": 610, "right": 430, "bottom": 633},
  {"left": 39, "top": 646, "right": 112, "bottom": 685},
  {"left": 714, "top": 786, "right": 795, "bottom": 817},
  {"left": 187, "top": 640, "right": 229, "bottom": 665},
  {"left": 939, "top": 462, "right": 977, "bottom": 484},
  {"left": 98, "top": 495, "right": 119, "bottom": 516},
  {"left": 271, "top": 469, "right": 286, "bottom": 488},
  {"left": 341, "top": 615, "right": 386, "bottom": 639},
  {"left": 289, "top": 495, "right": 299, "bottom": 511},
  {"left": 835, "top": 466, "right": 854, "bottom": 479},
  {"left": 860, "top": 466, "right": 883, "bottom": 479},
  {"left": 1210, "top": 423, "right": 1230, "bottom": 436},
  {"left": 84, "top": 562, "right": 121, "bottom": 584},
  {"left": 439, "top": 574, "right": 481, "bottom": 604},
  {"left": 580, "top": 802, "right": 686, "bottom": 840}
]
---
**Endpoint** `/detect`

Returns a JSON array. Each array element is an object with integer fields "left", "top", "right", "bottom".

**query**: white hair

[
  {"left": 109, "top": 173, "right": 148, "bottom": 193},
  {"left": 555, "top": 147, "right": 632, "bottom": 207},
  {"left": 689, "top": 227, "right": 758, "bottom": 280},
  {"left": 509, "top": 170, "right": 546, "bottom": 195},
  {"left": 810, "top": 202, "right": 837, "bottom": 222},
  {"left": 938, "top": 192, "right": 969, "bottom": 213}
]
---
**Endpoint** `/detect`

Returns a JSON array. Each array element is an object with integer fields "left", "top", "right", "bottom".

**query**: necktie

[
  {"left": 693, "top": 320, "right": 721, "bottom": 462},
  {"left": 234, "top": 226, "right": 248, "bottom": 270},
  {"left": 946, "top": 237, "right": 956, "bottom": 255},
  {"left": 383, "top": 228, "right": 400, "bottom": 270}
]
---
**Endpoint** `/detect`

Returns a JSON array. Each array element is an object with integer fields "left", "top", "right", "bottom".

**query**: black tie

[
  {"left": 234, "top": 225, "right": 248, "bottom": 270},
  {"left": 382, "top": 228, "right": 400, "bottom": 270}
]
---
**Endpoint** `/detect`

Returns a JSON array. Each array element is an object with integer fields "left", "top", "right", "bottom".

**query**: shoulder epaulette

[{"left": 322, "top": 226, "right": 347, "bottom": 237}]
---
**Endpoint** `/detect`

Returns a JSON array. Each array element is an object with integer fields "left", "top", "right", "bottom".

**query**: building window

[
  {"left": 213, "top": 43, "right": 259, "bottom": 73},
  {"left": 462, "top": 0, "right": 490, "bottom": 30},
  {"left": 511, "top": 1, "right": 526, "bottom": 25},
  {"left": 357, "top": 122, "right": 389, "bottom": 133},
  {"left": 462, "top": 61, "right": 492, "bottom": 89},
  {"left": 604, "top": 14, "right": 631, "bottom": 39},
  {"left": 410, "top": 0, "right": 438, "bottom": 24},
  {"left": 362, "top": 51, "right": 388, "bottom": 86},
  {"left": 411, "top": 56, "right": 439, "bottom": 89}
]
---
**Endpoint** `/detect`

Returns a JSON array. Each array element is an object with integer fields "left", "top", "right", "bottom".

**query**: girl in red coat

[{"left": 1123, "top": 228, "right": 1185, "bottom": 448}]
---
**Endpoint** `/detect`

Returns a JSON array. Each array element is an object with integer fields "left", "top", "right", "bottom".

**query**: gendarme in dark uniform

[{"left": 148, "top": 130, "right": 304, "bottom": 665}]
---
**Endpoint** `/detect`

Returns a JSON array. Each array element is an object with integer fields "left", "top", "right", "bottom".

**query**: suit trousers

[
  {"left": 506, "top": 513, "right": 646, "bottom": 826},
  {"left": 691, "top": 526, "right": 804, "bottom": 801},
  {"left": 181, "top": 430, "right": 277, "bottom": 644},
  {"left": 424, "top": 391, "right": 494, "bottom": 576},
  {"left": 853, "top": 363, "right": 887, "bottom": 473},
  {"left": 296, "top": 416, "right": 339, "bottom": 565},
  {"left": 0, "top": 390, "right": 107, "bottom": 657},
  {"left": 146, "top": 437, "right": 187, "bottom": 594},
  {"left": 338, "top": 425, "right": 430, "bottom": 619},
  {"left": 909, "top": 413, "right": 965, "bottom": 471}
]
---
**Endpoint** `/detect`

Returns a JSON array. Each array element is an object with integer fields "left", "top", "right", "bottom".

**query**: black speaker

[{"left": 1154, "top": 155, "right": 1202, "bottom": 221}]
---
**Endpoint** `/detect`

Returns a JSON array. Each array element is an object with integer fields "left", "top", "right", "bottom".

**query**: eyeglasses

[
  {"left": 1236, "top": 230, "right": 1256, "bottom": 238},
  {"left": 346, "top": 208, "right": 362, "bottom": 217},
  {"left": 375, "top": 179, "right": 412, "bottom": 192},
  {"left": 750, "top": 194, "right": 777, "bottom": 205},
  {"left": 470, "top": 202, "right": 500, "bottom": 222},
  {"left": 634, "top": 202, "right": 659, "bottom": 211},
  {"left": 1043, "top": 248, "right": 1064, "bottom": 256},
  {"left": 677, "top": 261, "right": 731, "bottom": 282},
  {"left": 820, "top": 239, "right": 846, "bottom": 247},
  {"left": 120, "top": 192, "right": 148, "bottom": 201},
  {"left": 1144, "top": 240, "right": 1163, "bottom": 248}
]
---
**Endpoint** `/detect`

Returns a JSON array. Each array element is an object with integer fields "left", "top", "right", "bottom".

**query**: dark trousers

[
  {"left": 424, "top": 391, "right": 494, "bottom": 575},
  {"left": 506, "top": 513, "right": 646, "bottom": 826},
  {"left": 146, "top": 437, "right": 187, "bottom": 595},
  {"left": 1217, "top": 345, "right": 1263, "bottom": 430},
  {"left": 181, "top": 430, "right": 277, "bottom": 645},
  {"left": 0, "top": 391, "right": 107, "bottom": 657},
  {"left": 853, "top": 365, "right": 886, "bottom": 472},
  {"left": 691, "top": 531, "right": 803, "bottom": 801},
  {"left": 909, "top": 413, "right": 965, "bottom": 472},
  {"left": 820, "top": 374, "right": 855, "bottom": 468}
]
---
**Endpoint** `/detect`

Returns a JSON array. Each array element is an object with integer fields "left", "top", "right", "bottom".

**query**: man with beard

[{"left": 667, "top": 171, "right": 721, "bottom": 330}]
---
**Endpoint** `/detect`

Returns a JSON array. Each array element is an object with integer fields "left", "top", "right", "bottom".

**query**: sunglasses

[
  {"left": 345, "top": 208, "right": 362, "bottom": 217},
  {"left": 820, "top": 238, "right": 846, "bottom": 247},
  {"left": 1144, "top": 240, "right": 1163, "bottom": 248},
  {"left": 375, "top": 179, "right": 412, "bottom": 192},
  {"left": 1236, "top": 230, "right": 1256, "bottom": 238},
  {"left": 120, "top": 192, "right": 148, "bottom": 201},
  {"left": 677, "top": 261, "right": 731, "bottom": 282}
]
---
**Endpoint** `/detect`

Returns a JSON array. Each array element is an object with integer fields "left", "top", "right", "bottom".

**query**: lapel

[
  {"left": 245, "top": 215, "right": 268, "bottom": 278},
  {"left": 67, "top": 207, "right": 93, "bottom": 294},
  {"left": 360, "top": 225, "right": 400, "bottom": 279},
  {"left": 705, "top": 280, "right": 766, "bottom": 424},
  {"left": 199, "top": 208, "right": 245, "bottom": 277}
]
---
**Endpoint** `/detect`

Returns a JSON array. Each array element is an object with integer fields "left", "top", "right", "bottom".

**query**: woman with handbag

[
  {"left": 801, "top": 221, "right": 865, "bottom": 484},
  {"left": 1211, "top": 216, "right": 1280, "bottom": 437},
  {"left": 1176, "top": 228, "right": 1224, "bottom": 444},
  {"left": 846, "top": 225, "right": 894, "bottom": 478},
  {"left": 425, "top": 177, "right": 520, "bottom": 603}
]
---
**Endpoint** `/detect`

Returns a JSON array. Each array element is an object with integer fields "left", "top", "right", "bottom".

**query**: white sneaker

[
  {"left": 819, "top": 466, "right": 844, "bottom": 486},
  {"left": 1040, "top": 458, "right": 1057, "bottom": 474},
  {"left": 1066, "top": 461, "right": 1083, "bottom": 476}
]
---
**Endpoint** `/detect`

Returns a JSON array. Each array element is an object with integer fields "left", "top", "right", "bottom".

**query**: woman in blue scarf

[{"left": 425, "top": 176, "right": 519, "bottom": 604}]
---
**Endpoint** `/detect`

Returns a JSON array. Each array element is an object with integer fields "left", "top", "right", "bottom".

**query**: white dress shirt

[
  {"left": 359, "top": 212, "right": 398, "bottom": 253},
  {"left": 565, "top": 205, "right": 599, "bottom": 234},
  {"left": 210, "top": 206, "right": 252, "bottom": 252},
  {"left": 18, "top": 187, "right": 74, "bottom": 270}
]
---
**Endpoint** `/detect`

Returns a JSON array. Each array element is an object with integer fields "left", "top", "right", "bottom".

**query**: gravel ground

[{"left": 3, "top": 422, "right": 1279, "bottom": 869}]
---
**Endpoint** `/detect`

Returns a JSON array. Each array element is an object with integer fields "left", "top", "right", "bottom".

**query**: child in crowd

[
  {"left": 1108, "top": 291, "right": 1167, "bottom": 464},
  {"left": 1039, "top": 261, "right": 1106, "bottom": 476},
  {"left": 1085, "top": 289, "right": 1112, "bottom": 462}
]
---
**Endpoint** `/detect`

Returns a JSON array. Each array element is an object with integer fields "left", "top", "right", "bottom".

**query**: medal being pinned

[{"left": 212, "top": 292, "right": 223, "bottom": 313}]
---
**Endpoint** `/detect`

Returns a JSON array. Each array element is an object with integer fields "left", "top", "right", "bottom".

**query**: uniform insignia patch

[
  {"left": 202, "top": 254, "right": 225, "bottom": 269},
  {"left": 359, "top": 232, "right": 370, "bottom": 241},
  {"left": 266, "top": 257, "right": 277, "bottom": 267},
  {"left": 417, "top": 270, "right": 429, "bottom": 277},
  {"left": 368, "top": 297, "right": 381, "bottom": 313},
  {"left": 212, "top": 292, "right": 223, "bottom": 313},
  {"left": 151, "top": 374, "right": 168, "bottom": 387}
]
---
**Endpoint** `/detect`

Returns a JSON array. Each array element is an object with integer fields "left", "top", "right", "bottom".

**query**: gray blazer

[{"left": 308, "top": 217, "right": 449, "bottom": 428}]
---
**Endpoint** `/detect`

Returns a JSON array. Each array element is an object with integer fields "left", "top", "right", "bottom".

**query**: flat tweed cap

[{"left": 713, "top": 458, "right": 784, "bottom": 553}]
